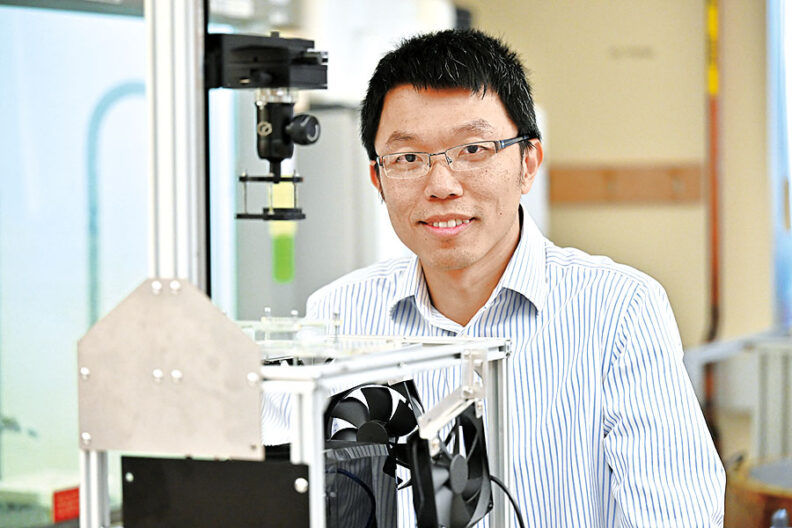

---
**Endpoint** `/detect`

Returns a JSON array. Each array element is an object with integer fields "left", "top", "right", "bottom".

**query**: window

[{"left": 0, "top": 6, "right": 147, "bottom": 525}]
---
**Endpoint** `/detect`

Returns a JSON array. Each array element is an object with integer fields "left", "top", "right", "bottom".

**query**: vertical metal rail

[
  {"left": 486, "top": 348, "right": 512, "bottom": 528},
  {"left": 81, "top": 1, "right": 207, "bottom": 526},
  {"left": 145, "top": 0, "right": 207, "bottom": 285},
  {"left": 80, "top": 450, "right": 109, "bottom": 528},
  {"left": 290, "top": 385, "right": 328, "bottom": 528}
]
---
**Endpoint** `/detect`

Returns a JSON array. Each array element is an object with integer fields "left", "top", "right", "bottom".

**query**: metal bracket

[{"left": 417, "top": 348, "right": 487, "bottom": 454}]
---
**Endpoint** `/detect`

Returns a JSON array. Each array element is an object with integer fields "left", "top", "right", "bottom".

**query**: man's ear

[
  {"left": 521, "top": 140, "right": 543, "bottom": 195},
  {"left": 370, "top": 162, "right": 385, "bottom": 201}
]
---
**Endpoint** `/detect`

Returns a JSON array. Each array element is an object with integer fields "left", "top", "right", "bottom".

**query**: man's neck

[{"left": 421, "top": 219, "right": 522, "bottom": 327}]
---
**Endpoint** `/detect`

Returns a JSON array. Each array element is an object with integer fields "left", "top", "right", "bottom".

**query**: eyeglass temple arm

[{"left": 496, "top": 135, "right": 532, "bottom": 150}]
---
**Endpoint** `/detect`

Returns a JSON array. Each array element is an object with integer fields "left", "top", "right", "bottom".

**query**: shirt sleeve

[{"left": 602, "top": 279, "right": 725, "bottom": 527}]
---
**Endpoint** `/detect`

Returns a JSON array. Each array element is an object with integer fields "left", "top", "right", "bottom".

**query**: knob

[{"left": 285, "top": 114, "right": 320, "bottom": 145}]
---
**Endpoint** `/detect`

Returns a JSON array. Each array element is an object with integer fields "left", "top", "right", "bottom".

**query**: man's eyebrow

[
  {"left": 383, "top": 131, "right": 418, "bottom": 148},
  {"left": 452, "top": 119, "right": 496, "bottom": 136}
]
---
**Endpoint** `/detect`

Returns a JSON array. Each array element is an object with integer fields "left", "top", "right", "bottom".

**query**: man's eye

[
  {"left": 395, "top": 153, "right": 421, "bottom": 164},
  {"left": 458, "top": 143, "right": 493, "bottom": 158}
]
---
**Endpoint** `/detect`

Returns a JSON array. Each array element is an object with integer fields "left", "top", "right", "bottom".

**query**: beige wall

[{"left": 456, "top": 0, "right": 772, "bottom": 351}]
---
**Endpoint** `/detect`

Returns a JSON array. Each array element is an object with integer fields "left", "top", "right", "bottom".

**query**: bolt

[
  {"left": 152, "top": 369, "right": 164, "bottom": 383},
  {"left": 81, "top": 432, "right": 92, "bottom": 446},
  {"left": 79, "top": 367, "right": 91, "bottom": 380},
  {"left": 257, "top": 121, "right": 273, "bottom": 136},
  {"left": 294, "top": 477, "right": 309, "bottom": 494},
  {"left": 171, "top": 369, "right": 183, "bottom": 383},
  {"left": 169, "top": 280, "right": 181, "bottom": 294},
  {"left": 151, "top": 280, "right": 163, "bottom": 295}
]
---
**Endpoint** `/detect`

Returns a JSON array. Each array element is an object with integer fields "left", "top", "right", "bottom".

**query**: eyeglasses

[{"left": 375, "top": 135, "right": 531, "bottom": 180}]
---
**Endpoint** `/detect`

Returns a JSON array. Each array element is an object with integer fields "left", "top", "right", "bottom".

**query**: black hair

[{"left": 360, "top": 29, "right": 541, "bottom": 162}]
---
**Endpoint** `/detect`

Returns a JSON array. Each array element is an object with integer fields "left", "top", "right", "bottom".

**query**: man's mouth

[
  {"left": 419, "top": 216, "right": 475, "bottom": 235},
  {"left": 428, "top": 218, "right": 471, "bottom": 228}
]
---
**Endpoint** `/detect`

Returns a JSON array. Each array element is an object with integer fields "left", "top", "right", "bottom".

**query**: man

[{"left": 307, "top": 29, "right": 725, "bottom": 526}]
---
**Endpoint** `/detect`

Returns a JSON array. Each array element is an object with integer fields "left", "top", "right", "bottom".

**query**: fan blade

[
  {"left": 393, "top": 381, "right": 424, "bottom": 415},
  {"left": 462, "top": 477, "right": 482, "bottom": 501},
  {"left": 361, "top": 387, "right": 393, "bottom": 422},
  {"left": 392, "top": 381, "right": 410, "bottom": 399},
  {"left": 463, "top": 422, "right": 481, "bottom": 458},
  {"left": 386, "top": 400, "right": 418, "bottom": 437},
  {"left": 434, "top": 487, "right": 454, "bottom": 526},
  {"left": 331, "top": 428, "right": 358, "bottom": 441},
  {"left": 330, "top": 398, "right": 369, "bottom": 428},
  {"left": 449, "top": 493, "right": 472, "bottom": 528},
  {"left": 431, "top": 465, "right": 450, "bottom": 492}
]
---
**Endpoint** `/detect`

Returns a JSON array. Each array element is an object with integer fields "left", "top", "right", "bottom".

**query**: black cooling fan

[
  {"left": 324, "top": 381, "right": 423, "bottom": 472},
  {"left": 408, "top": 404, "right": 492, "bottom": 528}
]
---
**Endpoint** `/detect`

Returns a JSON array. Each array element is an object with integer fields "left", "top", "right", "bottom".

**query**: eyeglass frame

[{"left": 374, "top": 135, "right": 533, "bottom": 180}]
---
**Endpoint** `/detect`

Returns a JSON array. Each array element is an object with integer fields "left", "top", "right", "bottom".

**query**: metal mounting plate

[{"left": 78, "top": 278, "right": 263, "bottom": 459}]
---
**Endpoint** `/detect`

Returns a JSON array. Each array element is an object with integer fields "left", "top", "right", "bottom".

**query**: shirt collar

[
  {"left": 387, "top": 206, "right": 549, "bottom": 316},
  {"left": 497, "top": 207, "right": 548, "bottom": 311},
  {"left": 391, "top": 255, "right": 423, "bottom": 313}
]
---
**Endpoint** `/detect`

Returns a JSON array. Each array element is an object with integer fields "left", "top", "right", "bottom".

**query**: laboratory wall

[{"left": 456, "top": 0, "right": 773, "bottom": 413}]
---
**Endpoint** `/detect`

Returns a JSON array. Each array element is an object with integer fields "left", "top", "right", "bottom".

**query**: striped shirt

[{"left": 305, "top": 210, "right": 725, "bottom": 527}]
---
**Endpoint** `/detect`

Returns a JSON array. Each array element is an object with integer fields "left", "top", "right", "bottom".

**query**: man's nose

[{"left": 424, "top": 154, "right": 463, "bottom": 199}]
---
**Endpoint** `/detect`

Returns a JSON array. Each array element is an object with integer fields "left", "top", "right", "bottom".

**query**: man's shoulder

[
  {"left": 307, "top": 257, "right": 414, "bottom": 311},
  {"left": 543, "top": 242, "right": 664, "bottom": 296}
]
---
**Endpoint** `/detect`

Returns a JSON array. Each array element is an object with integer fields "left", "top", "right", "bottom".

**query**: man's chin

[{"left": 417, "top": 251, "right": 475, "bottom": 273}]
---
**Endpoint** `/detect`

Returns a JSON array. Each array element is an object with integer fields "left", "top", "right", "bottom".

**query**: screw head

[
  {"left": 125, "top": 472, "right": 135, "bottom": 483},
  {"left": 257, "top": 121, "right": 273, "bottom": 136},
  {"left": 294, "top": 477, "right": 309, "bottom": 494},
  {"left": 79, "top": 367, "right": 91, "bottom": 380},
  {"left": 170, "top": 369, "right": 183, "bottom": 383},
  {"left": 152, "top": 369, "right": 164, "bottom": 382},
  {"left": 151, "top": 280, "right": 163, "bottom": 295},
  {"left": 81, "top": 432, "right": 92, "bottom": 446},
  {"left": 169, "top": 280, "right": 181, "bottom": 294},
  {"left": 247, "top": 372, "right": 259, "bottom": 386}
]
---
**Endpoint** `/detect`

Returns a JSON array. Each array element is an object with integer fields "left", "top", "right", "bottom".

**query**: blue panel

[{"left": 769, "top": 0, "right": 792, "bottom": 328}]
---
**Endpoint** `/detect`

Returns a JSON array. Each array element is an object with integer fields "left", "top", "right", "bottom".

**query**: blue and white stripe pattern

[{"left": 303, "top": 210, "right": 726, "bottom": 527}]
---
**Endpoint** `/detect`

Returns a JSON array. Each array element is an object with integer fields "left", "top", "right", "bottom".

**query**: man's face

[{"left": 370, "top": 85, "right": 542, "bottom": 275}]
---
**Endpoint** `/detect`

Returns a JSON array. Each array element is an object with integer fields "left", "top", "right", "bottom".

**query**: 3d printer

[{"left": 77, "top": 3, "right": 519, "bottom": 527}]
